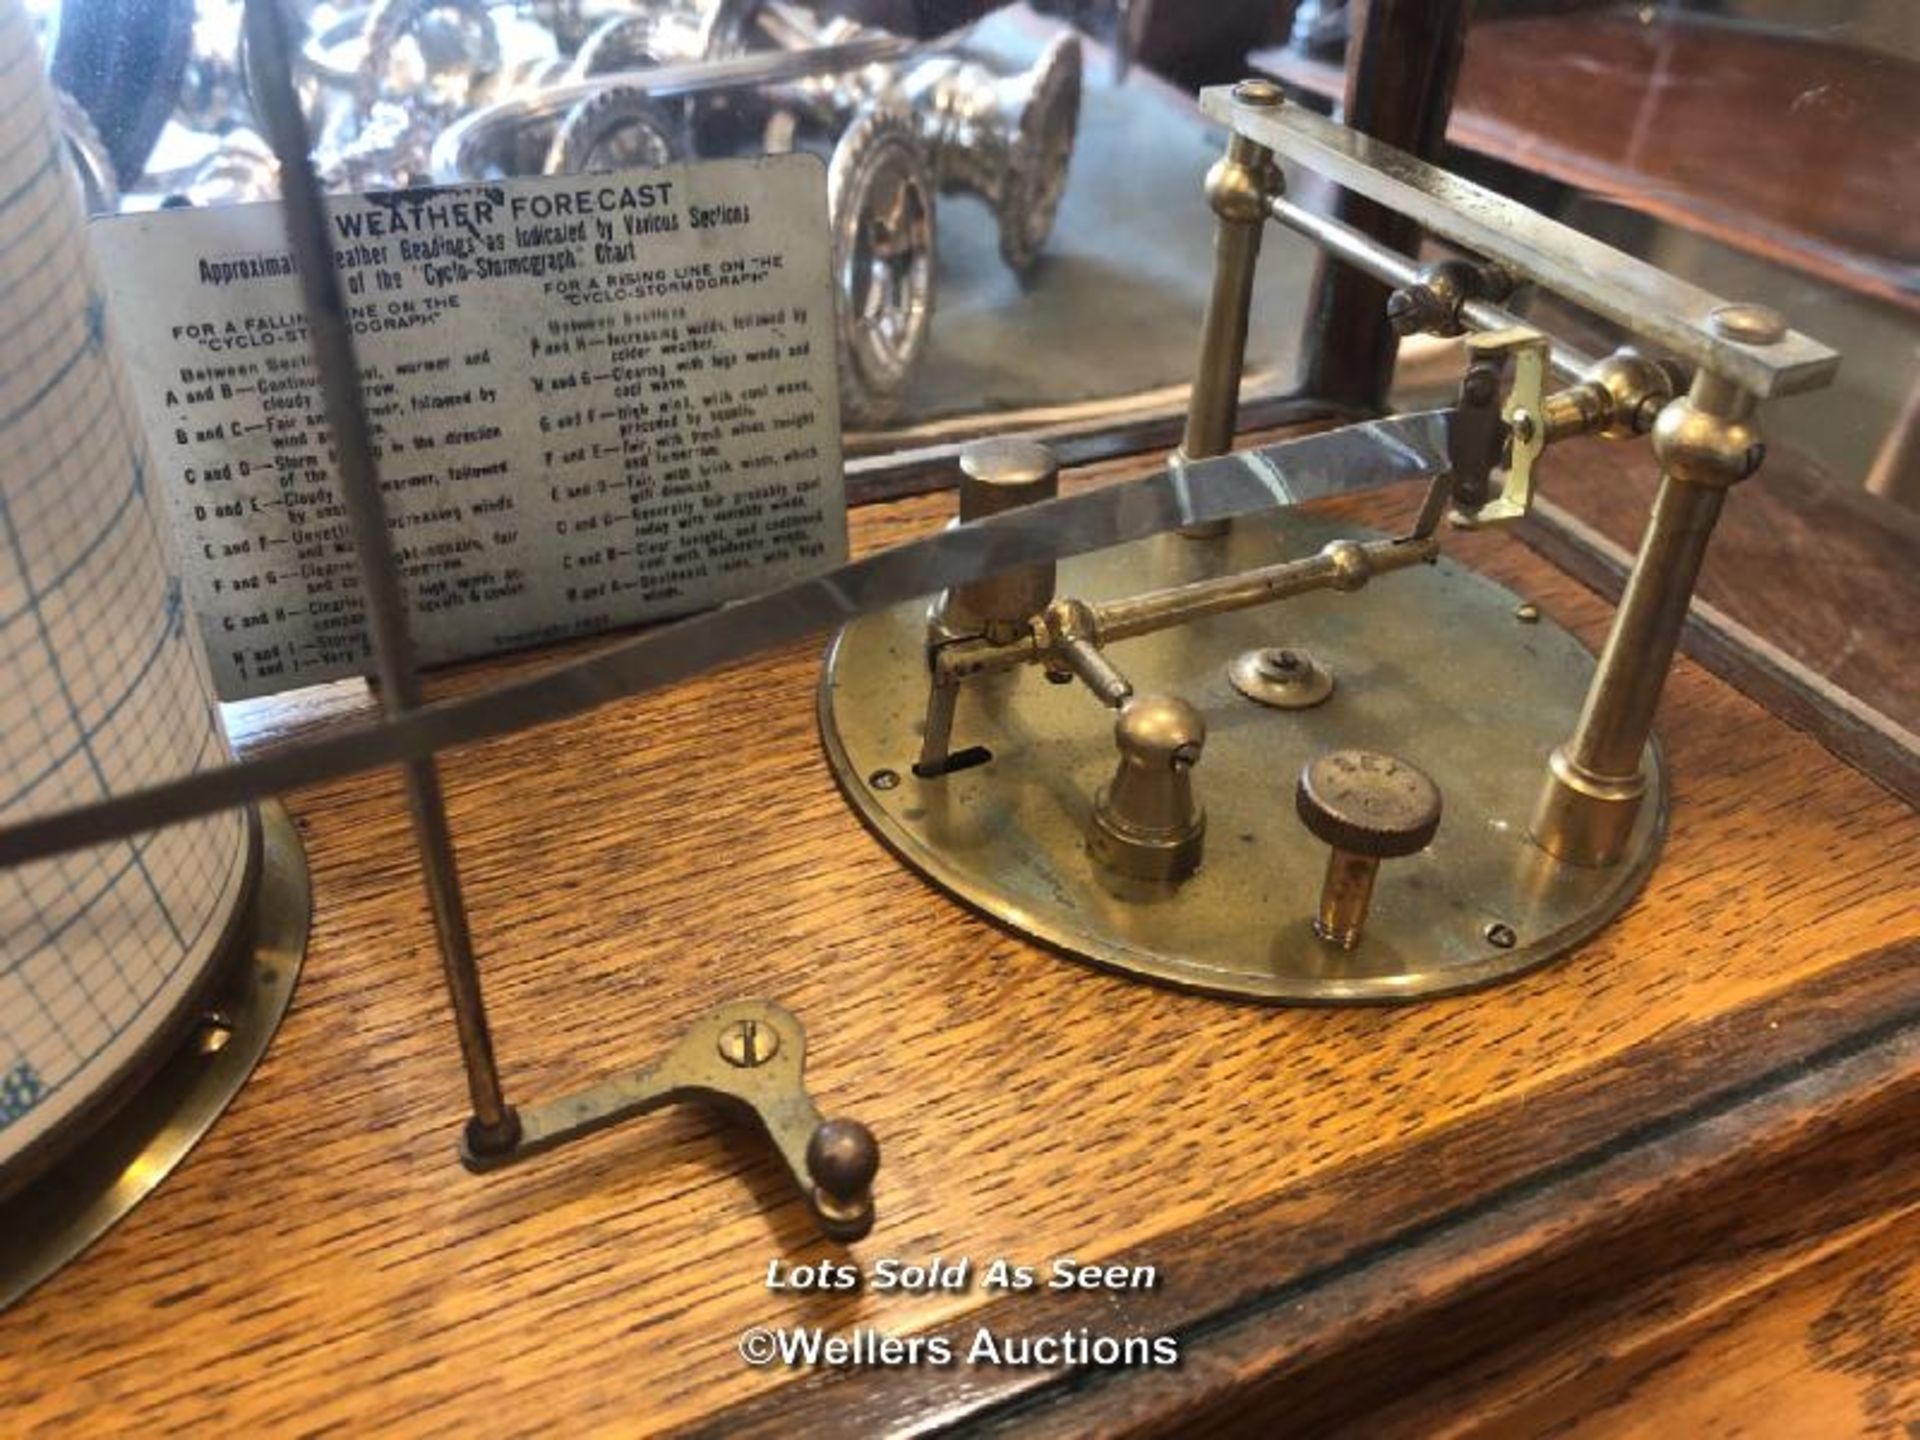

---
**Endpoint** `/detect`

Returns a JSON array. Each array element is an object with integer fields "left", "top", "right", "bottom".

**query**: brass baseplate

[{"left": 819, "top": 513, "right": 1666, "bottom": 1003}]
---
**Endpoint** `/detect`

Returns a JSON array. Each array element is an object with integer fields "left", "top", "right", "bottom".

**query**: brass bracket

[
  {"left": 1452, "top": 327, "right": 1551, "bottom": 529},
  {"left": 460, "top": 1000, "right": 879, "bottom": 1243}
]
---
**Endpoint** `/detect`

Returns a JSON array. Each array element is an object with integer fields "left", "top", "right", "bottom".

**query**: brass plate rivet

[{"left": 1707, "top": 303, "right": 1788, "bottom": 346}]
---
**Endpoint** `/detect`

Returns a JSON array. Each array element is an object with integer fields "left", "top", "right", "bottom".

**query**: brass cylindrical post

[
  {"left": 1089, "top": 696, "right": 1207, "bottom": 882},
  {"left": 1531, "top": 312, "right": 1777, "bottom": 867},
  {"left": 1177, "top": 80, "right": 1281, "bottom": 538},
  {"left": 1314, "top": 848, "right": 1380, "bottom": 949},
  {"left": 937, "top": 436, "right": 1059, "bottom": 643}
]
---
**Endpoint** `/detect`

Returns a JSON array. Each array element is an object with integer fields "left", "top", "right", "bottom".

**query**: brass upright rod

[
  {"left": 1181, "top": 143, "right": 1268, "bottom": 460},
  {"left": 1566, "top": 483, "right": 1725, "bottom": 783},
  {"left": 1178, "top": 81, "right": 1282, "bottom": 538},
  {"left": 1532, "top": 358, "right": 1768, "bottom": 868},
  {"left": 244, "top": 0, "right": 518, "bottom": 1151}
]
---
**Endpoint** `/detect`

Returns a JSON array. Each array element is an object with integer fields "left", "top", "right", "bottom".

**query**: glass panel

[
  {"left": 34, "top": 0, "right": 1918, "bottom": 724},
  {"left": 39, "top": 0, "right": 1319, "bottom": 456}
]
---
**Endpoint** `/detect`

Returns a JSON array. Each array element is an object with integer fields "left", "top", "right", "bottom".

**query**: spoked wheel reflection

[{"left": 829, "top": 105, "right": 935, "bottom": 428}]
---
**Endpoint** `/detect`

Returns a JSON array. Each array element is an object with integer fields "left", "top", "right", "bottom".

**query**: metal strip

[
  {"left": 844, "top": 391, "right": 1355, "bottom": 507},
  {"left": 1204, "top": 88, "right": 1839, "bottom": 397},
  {"left": 0, "top": 412, "right": 1452, "bottom": 868}
]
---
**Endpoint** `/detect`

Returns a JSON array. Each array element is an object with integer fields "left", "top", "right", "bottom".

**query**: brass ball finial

[{"left": 807, "top": 1118, "right": 880, "bottom": 1207}]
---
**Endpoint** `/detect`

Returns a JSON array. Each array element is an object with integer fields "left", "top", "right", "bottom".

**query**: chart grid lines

[{"left": 0, "top": 0, "right": 251, "bottom": 1165}]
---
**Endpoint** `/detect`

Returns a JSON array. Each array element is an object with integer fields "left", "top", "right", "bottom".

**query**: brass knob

[
  {"left": 1295, "top": 750, "right": 1442, "bottom": 949},
  {"left": 807, "top": 1118, "right": 880, "bottom": 1240},
  {"left": 1089, "top": 696, "right": 1206, "bottom": 882}
]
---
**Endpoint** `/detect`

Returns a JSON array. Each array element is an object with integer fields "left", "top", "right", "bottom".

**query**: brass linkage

[{"left": 915, "top": 531, "right": 1438, "bottom": 776}]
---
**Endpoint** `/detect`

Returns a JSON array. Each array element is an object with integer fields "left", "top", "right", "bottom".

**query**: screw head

[
  {"left": 718, "top": 1018, "right": 779, "bottom": 1068},
  {"left": 1484, "top": 921, "right": 1518, "bottom": 949},
  {"left": 868, "top": 768, "right": 901, "bottom": 791},
  {"left": 1514, "top": 602, "right": 1540, "bottom": 624},
  {"left": 1232, "top": 78, "right": 1284, "bottom": 107},
  {"left": 1708, "top": 303, "right": 1788, "bottom": 346},
  {"left": 1459, "top": 363, "right": 1499, "bottom": 405},
  {"left": 196, "top": 1010, "right": 235, "bottom": 1056},
  {"left": 1229, "top": 646, "right": 1334, "bottom": 710}
]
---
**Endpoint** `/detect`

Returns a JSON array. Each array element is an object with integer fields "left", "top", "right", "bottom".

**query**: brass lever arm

[{"left": 932, "top": 532, "right": 1438, "bottom": 690}]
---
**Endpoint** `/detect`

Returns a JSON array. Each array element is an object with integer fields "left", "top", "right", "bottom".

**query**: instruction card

[{"left": 92, "top": 155, "right": 846, "bottom": 700}]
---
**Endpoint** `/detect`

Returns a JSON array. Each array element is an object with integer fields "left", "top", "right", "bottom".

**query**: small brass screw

[
  {"left": 1515, "top": 603, "right": 1540, "bottom": 624},
  {"left": 718, "top": 1018, "right": 779, "bottom": 1068},
  {"left": 869, "top": 768, "right": 901, "bottom": 791},
  {"left": 196, "top": 1010, "right": 235, "bottom": 1056}
]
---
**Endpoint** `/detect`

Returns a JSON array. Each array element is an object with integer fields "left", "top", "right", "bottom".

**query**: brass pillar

[
  {"left": 1532, "top": 330, "right": 1772, "bottom": 866},
  {"left": 1177, "top": 79, "right": 1282, "bottom": 537}
]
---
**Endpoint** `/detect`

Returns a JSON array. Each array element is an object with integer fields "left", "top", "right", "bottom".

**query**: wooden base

[{"left": 2, "top": 434, "right": 1914, "bottom": 1433}]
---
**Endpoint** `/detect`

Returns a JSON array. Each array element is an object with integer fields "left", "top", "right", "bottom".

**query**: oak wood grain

[
  {"left": 2, "top": 435, "right": 1916, "bottom": 1435},
  {"left": 1352, "top": 1156, "right": 1920, "bottom": 1438},
  {"left": 1542, "top": 1204, "right": 1920, "bottom": 1440},
  {"left": 705, "top": 943, "right": 1920, "bottom": 1437}
]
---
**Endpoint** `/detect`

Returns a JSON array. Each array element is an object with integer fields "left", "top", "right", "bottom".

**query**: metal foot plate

[{"left": 459, "top": 1000, "right": 880, "bottom": 1242}]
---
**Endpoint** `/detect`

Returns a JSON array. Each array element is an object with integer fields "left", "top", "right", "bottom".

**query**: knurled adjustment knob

[{"left": 1295, "top": 750, "right": 1442, "bottom": 949}]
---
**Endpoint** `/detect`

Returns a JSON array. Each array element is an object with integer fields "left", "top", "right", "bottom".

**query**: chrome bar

[{"left": 1265, "top": 192, "right": 1596, "bottom": 384}]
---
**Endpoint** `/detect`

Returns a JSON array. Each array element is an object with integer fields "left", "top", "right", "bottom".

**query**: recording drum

[{"left": 0, "top": 0, "right": 309, "bottom": 1306}]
